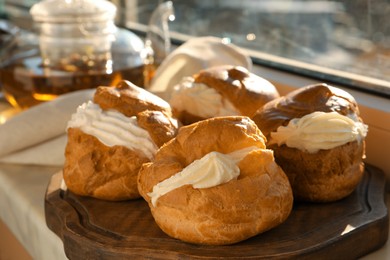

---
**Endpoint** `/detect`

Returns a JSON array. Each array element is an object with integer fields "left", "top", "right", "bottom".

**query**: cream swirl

[
  {"left": 148, "top": 146, "right": 259, "bottom": 206},
  {"left": 169, "top": 77, "right": 240, "bottom": 118},
  {"left": 269, "top": 111, "right": 368, "bottom": 153},
  {"left": 67, "top": 101, "right": 157, "bottom": 160}
]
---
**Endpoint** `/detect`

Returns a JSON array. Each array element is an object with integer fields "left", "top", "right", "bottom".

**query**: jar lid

[{"left": 30, "top": 0, "right": 116, "bottom": 23}]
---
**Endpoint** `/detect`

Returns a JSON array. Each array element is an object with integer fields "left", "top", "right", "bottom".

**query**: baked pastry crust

[
  {"left": 269, "top": 141, "right": 364, "bottom": 202},
  {"left": 252, "top": 83, "right": 366, "bottom": 202},
  {"left": 94, "top": 80, "right": 172, "bottom": 117},
  {"left": 64, "top": 128, "right": 148, "bottom": 200},
  {"left": 172, "top": 65, "right": 279, "bottom": 125},
  {"left": 136, "top": 110, "right": 179, "bottom": 147},
  {"left": 252, "top": 83, "right": 361, "bottom": 139},
  {"left": 63, "top": 81, "right": 178, "bottom": 201},
  {"left": 138, "top": 116, "right": 293, "bottom": 245}
]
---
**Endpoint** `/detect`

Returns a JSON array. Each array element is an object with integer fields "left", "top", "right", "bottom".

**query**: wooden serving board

[{"left": 45, "top": 165, "right": 388, "bottom": 259}]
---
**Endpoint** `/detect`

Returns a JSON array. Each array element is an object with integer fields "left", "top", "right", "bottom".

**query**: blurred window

[
  {"left": 121, "top": 0, "right": 390, "bottom": 97},
  {"left": 3, "top": 0, "right": 389, "bottom": 96}
]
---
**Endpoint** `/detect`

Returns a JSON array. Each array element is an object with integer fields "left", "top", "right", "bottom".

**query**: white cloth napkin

[
  {"left": 0, "top": 89, "right": 94, "bottom": 166},
  {"left": 147, "top": 36, "right": 252, "bottom": 95}
]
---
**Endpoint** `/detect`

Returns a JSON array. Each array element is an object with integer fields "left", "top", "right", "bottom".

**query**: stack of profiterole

[{"left": 62, "top": 65, "right": 368, "bottom": 245}]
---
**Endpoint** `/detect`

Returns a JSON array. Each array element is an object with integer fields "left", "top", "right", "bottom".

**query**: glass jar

[{"left": 0, "top": 0, "right": 145, "bottom": 109}]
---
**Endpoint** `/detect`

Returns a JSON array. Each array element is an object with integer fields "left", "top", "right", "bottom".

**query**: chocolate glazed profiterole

[
  {"left": 169, "top": 65, "right": 280, "bottom": 125},
  {"left": 63, "top": 80, "right": 179, "bottom": 201},
  {"left": 138, "top": 116, "right": 293, "bottom": 245},
  {"left": 252, "top": 83, "right": 368, "bottom": 202}
]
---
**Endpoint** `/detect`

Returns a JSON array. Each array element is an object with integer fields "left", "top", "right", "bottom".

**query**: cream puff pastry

[
  {"left": 252, "top": 83, "right": 368, "bottom": 202},
  {"left": 63, "top": 80, "right": 179, "bottom": 201},
  {"left": 169, "top": 65, "right": 279, "bottom": 125},
  {"left": 138, "top": 116, "right": 293, "bottom": 245}
]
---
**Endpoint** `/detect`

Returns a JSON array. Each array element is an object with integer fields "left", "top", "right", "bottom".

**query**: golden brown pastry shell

[
  {"left": 138, "top": 116, "right": 293, "bottom": 245},
  {"left": 252, "top": 83, "right": 366, "bottom": 202},
  {"left": 269, "top": 141, "right": 365, "bottom": 202},
  {"left": 136, "top": 110, "right": 179, "bottom": 147},
  {"left": 194, "top": 66, "right": 279, "bottom": 117},
  {"left": 63, "top": 81, "right": 179, "bottom": 201},
  {"left": 173, "top": 65, "right": 279, "bottom": 125},
  {"left": 252, "top": 83, "right": 361, "bottom": 139},
  {"left": 63, "top": 128, "right": 148, "bottom": 201},
  {"left": 94, "top": 80, "right": 172, "bottom": 118}
]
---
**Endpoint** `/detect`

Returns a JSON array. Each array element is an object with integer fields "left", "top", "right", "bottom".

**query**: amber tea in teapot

[{"left": 0, "top": 0, "right": 145, "bottom": 109}]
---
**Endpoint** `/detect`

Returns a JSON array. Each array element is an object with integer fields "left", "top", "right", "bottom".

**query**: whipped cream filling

[
  {"left": 169, "top": 77, "right": 240, "bottom": 118},
  {"left": 67, "top": 101, "right": 157, "bottom": 160},
  {"left": 148, "top": 146, "right": 259, "bottom": 206},
  {"left": 269, "top": 111, "right": 368, "bottom": 153}
]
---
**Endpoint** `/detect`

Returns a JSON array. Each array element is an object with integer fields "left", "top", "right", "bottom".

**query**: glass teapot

[{"left": 0, "top": 0, "right": 145, "bottom": 109}]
